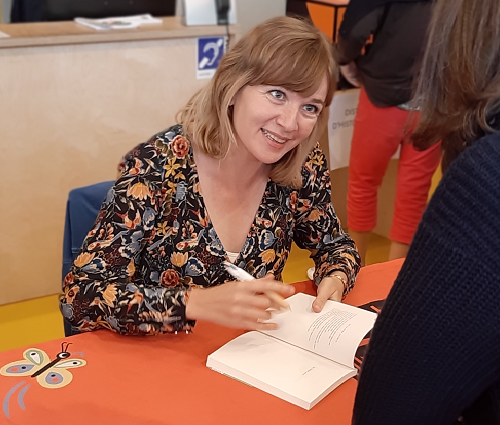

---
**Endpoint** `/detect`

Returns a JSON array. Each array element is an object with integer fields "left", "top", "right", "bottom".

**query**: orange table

[{"left": 0, "top": 259, "right": 403, "bottom": 425}]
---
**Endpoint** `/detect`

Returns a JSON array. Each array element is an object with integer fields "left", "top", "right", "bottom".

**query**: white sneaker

[{"left": 307, "top": 266, "right": 315, "bottom": 280}]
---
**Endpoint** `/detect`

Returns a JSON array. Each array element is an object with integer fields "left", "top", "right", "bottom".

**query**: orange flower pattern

[
  {"left": 161, "top": 269, "right": 180, "bottom": 287},
  {"left": 171, "top": 135, "right": 190, "bottom": 158},
  {"left": 59, "top": 125, "right": 360, "bottom": 335}
]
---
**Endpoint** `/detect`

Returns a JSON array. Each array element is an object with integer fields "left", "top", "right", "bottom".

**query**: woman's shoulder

[
  {"left": 471, "top": 131, "right": 500, "bottom": 153},
  {"left": 434, "top": 131, "right": 500, "bottom": 209},
  {"left": 118, "top": 125, "right": 192, "bottom": 177},
  {"left": 449, "top": 131, "right": 500, "bottom": 180},
  {"left": 146, "top": 124, "right": 191, "bottom": 159},
  {"left": 128, "top": 125, "right": 191, "bottom": 160},
  {"left": 303, "top": 142, "right": 327, "bottom": 167},
  {"left": 301, "top": 142, "right": 328, "bottom": 178},
  {"left": 296, "top": 142, "right": 331, "bottom": 195}
]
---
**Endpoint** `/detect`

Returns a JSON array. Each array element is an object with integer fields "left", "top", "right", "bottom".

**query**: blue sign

[{"left": 197, "top": 36, "right": 226, "bottom": 79}]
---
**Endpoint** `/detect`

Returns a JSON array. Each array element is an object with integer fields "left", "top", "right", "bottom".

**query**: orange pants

[{"left": 347, "top": 88, "right": 441, "bottom": 244}]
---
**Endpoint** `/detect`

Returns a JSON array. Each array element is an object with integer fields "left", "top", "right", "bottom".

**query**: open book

[{"left": 206, "top": 293, "right": 377, "bottom": 410}]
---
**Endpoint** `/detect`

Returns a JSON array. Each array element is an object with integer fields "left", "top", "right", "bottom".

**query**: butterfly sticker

[{"left": 0, "top": 342, "right": 86, "bottom": 419}]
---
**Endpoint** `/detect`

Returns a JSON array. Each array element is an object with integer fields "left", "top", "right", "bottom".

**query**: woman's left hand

[{"left": 312, "top": 273, "right": 346, "bottom": 312}]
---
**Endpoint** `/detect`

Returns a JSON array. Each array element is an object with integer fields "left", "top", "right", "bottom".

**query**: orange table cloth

[{"left": 0, "top": 259, "right": 403, "bottom": 425}]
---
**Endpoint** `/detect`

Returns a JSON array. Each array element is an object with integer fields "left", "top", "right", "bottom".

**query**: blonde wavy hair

[{"left": 177, "top": 16, "right": 336, "bottom": 188}]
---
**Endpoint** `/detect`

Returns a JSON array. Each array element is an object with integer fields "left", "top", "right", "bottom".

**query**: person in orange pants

[
  {"left": 347, "top": 88, "right": 441, "bottom": 264},
  {"left": 337, "top": 0, "right": 441, "bottom": 265}
]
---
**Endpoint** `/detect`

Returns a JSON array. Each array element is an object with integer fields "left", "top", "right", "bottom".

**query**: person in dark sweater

[
  {"left": 337, "top": 0, "right": 441, "bottom": 265},
  {"left": 352, "top": 0, "right": 500, "bottom": 424}
]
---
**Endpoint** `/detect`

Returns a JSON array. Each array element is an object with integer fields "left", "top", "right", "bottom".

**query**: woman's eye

[
  {"left": 303, "top": 104, "right": 319, "bottom": 114},
  {"left": 270, "top": 90, "right": 285, "bottom": 100}
]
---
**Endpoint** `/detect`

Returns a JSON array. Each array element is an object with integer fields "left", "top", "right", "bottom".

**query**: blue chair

[{"left": 62, "top": 181, "right": 114, "bottom": 337}]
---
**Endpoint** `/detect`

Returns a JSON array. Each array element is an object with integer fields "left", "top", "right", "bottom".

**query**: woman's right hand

[{"left": 185, "top": 275, "right": 295, "bottom": 331}]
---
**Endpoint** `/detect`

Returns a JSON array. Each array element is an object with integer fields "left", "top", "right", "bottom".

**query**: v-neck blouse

[{"left": 60, "top": 125, "right": 361, "bottom": 335}]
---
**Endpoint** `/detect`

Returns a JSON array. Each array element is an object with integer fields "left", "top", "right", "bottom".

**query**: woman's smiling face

[{"left": 231, "top": 76, "right": 328, "bottom": 165}]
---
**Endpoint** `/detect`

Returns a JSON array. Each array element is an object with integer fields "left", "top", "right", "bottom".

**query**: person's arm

[
  {"left": 337, "top": 7, "right": 384, "bottom": 65},
  {"left": 353, "top": 136, "right": 500, "bottom": 424},
  {"left": 292, "top": 143, "right": 361, "bottom": 306},
  {"left": 60, "top": 141, "right": 193, "bottom": 336}
]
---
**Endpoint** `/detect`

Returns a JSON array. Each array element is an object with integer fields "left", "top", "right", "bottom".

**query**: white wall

[{"left": 234, "top": 0, "right": 287, "bottom": 35}]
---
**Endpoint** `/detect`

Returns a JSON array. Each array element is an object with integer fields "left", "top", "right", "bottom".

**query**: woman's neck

[{"left": 193, "top": 141, "right": 271, "bottom": 188}]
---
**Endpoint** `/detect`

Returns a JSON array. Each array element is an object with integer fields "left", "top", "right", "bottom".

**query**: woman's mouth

[{"left": 261, "top": 129, "right": 287, "bottom": 144}]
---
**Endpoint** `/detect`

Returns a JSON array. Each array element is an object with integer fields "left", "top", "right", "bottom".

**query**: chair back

[{"left": 62, "top": 181, "right": 114, "bottom": 336}]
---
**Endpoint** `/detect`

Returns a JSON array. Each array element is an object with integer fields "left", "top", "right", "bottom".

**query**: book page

[
  {"left": 262, "top": 293, "right": 376, "bottom": 368},
  {"left": 206, "top": 331, "right": 356, "bottom": 410}
]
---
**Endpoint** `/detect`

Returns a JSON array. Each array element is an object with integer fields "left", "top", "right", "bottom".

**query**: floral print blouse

[{"left": 60, "top": 125, "right": 360, "bottom": 335}]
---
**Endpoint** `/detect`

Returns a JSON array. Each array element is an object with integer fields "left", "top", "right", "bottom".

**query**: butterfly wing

[
  {"left": 0, "top": 360, "right": 36, "bottom": 377},
  {"left": 0, "top": 348, "right": 50, "bottom": 377},
  {"left": 36, "top": 359, "right": 86, "bottom": 389},
  {"left": 55, "top": 359, "right": 86, "bottom": 369}
]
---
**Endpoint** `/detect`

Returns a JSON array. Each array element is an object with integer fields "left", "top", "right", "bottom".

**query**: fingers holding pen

[
  {"left": 185, "top": 273, "right": 295, "bottom": 330},
  {"left": 223, "top": 262, "right": 294, "bottom": 310},
  {"left": 231, "top": 278, "right": 293, "bottom": 312},
  {"left": 250, "top": 275, "right": 295, "bottom": 310},
  {"left": 224, "top": 294, "right": 278, "bottom": 331}
]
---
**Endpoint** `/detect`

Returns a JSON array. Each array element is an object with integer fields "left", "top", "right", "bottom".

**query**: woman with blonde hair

[
  {"left": 60, "top": 16, "right": 360, "bottom": 336},
  {"left": 352, "top": 0, "right": 500, "bottom": 423}
]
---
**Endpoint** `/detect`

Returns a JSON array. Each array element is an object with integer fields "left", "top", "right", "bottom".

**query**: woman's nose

[{"left": 276, "top": 105, "right": 299, "bottom": 133}]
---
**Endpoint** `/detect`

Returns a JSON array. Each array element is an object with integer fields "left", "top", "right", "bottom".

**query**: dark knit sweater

[{"left": 352, "top": 132, "right": 500, "bottom": 425}]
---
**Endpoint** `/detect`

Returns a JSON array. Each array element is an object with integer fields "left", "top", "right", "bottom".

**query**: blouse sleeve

[
  {"left": 59, "top": 141, "right": 193, "bottom": 336},
  {"left": 292, "top": 143, "right": 361, "bottom": 297}
]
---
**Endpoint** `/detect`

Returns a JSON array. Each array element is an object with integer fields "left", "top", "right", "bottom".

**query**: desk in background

[{"left": 0, "top": 259, "right": 402, "bottom": 425}]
